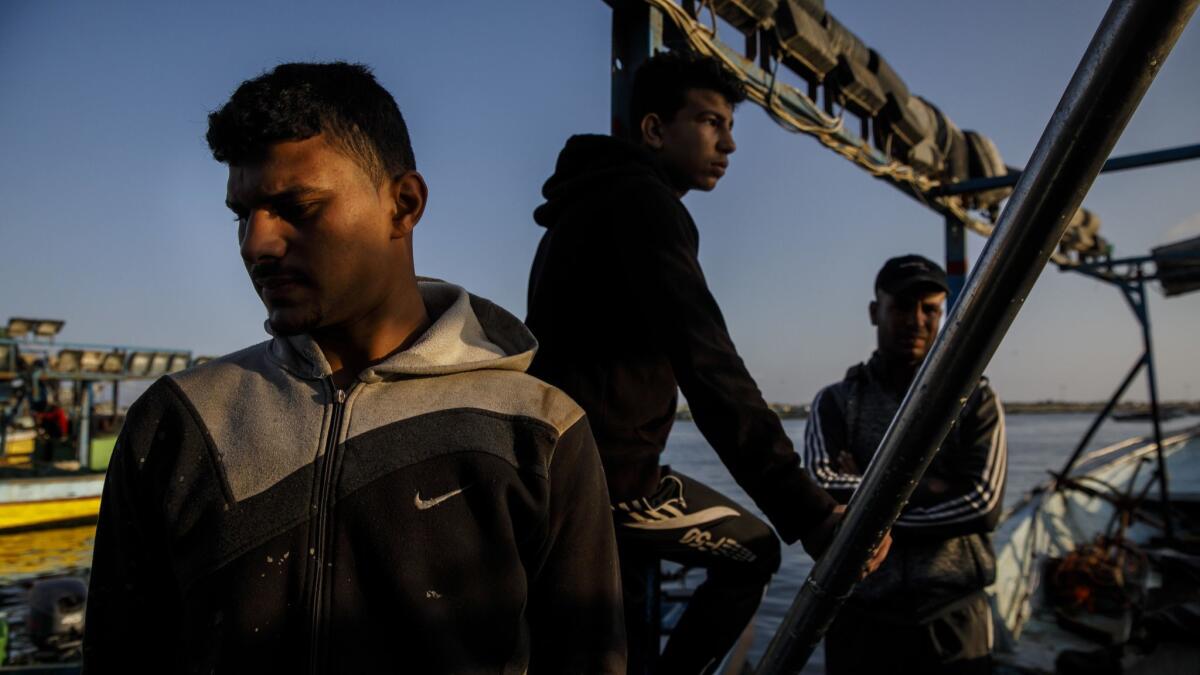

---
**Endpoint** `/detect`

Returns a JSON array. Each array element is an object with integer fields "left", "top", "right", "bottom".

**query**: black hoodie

[{"left": 526, "top": 134, "right": 836, "bottom": 546}]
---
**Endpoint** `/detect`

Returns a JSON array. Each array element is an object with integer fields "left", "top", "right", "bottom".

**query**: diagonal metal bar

[{"left": 756, "top": 1, "right": 1198, "bottom": 672}]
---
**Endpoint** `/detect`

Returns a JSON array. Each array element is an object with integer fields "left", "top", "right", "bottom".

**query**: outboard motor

[{"left": 28, "top": 577, "right": 86, "bottom": 652}]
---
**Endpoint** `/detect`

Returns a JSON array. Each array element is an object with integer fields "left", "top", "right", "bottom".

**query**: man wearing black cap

[{"left": 804, "top": 255, "right": 1007, "bottom": 675}]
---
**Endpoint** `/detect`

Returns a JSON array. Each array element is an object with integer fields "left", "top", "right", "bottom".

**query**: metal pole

[
  {"left": 944, "top": 216, "right": 968, "bottom": 308},
  {"left": 1055, "top": 353, "right": 1146, "bottom": 484},
  {"left": 1133, "top": 274, "right": 1174, "bottom": 539},
  {"left": 1102, "top": 456, "right": 1150, "bottom": 540},
  {"left": 1112, "top": 277, "right": 1173, "bottom": 537},
  {"left": 78, "top": 380, "right": 92, "bottom": 469},
  {"left": 609, "top": 0, "right": 663, "bottom": 140},
  {"left": 757, "top": 2, "right": 1197, "bottom": 671},
  {"left": 611, "top": 4, "right": 665, "bottom": 671}
]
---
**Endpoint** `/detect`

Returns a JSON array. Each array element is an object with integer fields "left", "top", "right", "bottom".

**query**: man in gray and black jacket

[
  {"left": 83, "top": 62, "right": 624, "bottom": 674},
  {"left": 804, "top": 255, "right": 1007, "bottom": 675}
]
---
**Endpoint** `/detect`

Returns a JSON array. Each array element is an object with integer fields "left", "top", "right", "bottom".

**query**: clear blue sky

[{"left": 2, "top": 1, "right": 1198, "bottom": 403}]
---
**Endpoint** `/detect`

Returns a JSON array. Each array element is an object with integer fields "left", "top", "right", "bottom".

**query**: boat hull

[
  {"left": 0, "top": 475, "right": 104, "bottom": 534},
  {"left": 989, "top": 427, "right": 1200, "bottom": 673}
]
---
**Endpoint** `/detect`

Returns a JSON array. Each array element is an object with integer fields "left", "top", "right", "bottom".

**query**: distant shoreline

[{"left": 675, "top": 400, "right": 1200, "bottom": 421}]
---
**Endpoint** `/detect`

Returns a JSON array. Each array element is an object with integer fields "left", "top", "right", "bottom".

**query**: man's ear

[
  {"left": 868, "top": 300, "right": 879, "bottom": 326},
  {"left": 640, "top": 113, "right": 665, "bottom": 150},
  {"left": 388, "top": 171, "right": 428, "bottom": 238}
]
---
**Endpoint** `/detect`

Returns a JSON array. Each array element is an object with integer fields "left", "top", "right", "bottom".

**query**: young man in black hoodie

[{"left": 527, "top": 52, "right": 889, "bottom": 673}]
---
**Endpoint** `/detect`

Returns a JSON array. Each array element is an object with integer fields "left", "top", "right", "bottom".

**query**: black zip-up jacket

[
  {"left": 803, "top": 354, "right": 1007, "bottom": 617},
  {"left": 526, "top": 134, "right": 836, "bottom": 547},
  {"left": 83, "top": 281, "right": 625, "bottom": 674}
]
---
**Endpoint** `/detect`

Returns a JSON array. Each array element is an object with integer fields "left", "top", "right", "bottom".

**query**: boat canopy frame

[
  {"left": 1, "top": 331, "right": 203, "bottom": 472},
  {"left": 1050, "top": 249, "right": 1200, "bottom": 541},
  {"left": 604, "top": 1, "right": 1200, "bottom": 672},
  {"left": 605, "top": 0, "right": 1200, "bottom": 308}
]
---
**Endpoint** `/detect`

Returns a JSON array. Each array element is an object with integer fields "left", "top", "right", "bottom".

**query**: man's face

[
  {"left": 225, "top": 135, "right": 399, "bottom": 336},
  {"left": 652, "top": 89, "right": 736, "bottom": 193},
  {"left": 870, "top": 286, "right": 947, "bottom": 366}
]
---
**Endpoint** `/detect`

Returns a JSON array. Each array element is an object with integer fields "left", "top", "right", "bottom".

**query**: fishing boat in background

[
  {"left": 0, "top": 318, "right": 204, "bottom": 534},
  {"left": 0, "top": 318, "right": 209, "bottom": 668},
  {"left": 988, "top": 246, "right": 1200, "bottom": 674},
  {"left": 992, "top": 427, "right": 1200, "bottom": 674}
]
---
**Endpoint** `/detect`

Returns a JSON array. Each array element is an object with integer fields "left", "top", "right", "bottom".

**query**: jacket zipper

[{"left": 309, "top": 384, "right": 347, "bottom": 673}]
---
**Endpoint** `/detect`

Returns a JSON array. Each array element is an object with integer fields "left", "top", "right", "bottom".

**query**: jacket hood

[
  {"left": 533, "top": 134, "right": 672, "bottom": 228},
  {"left": 268, "top": 280, "right": 537, "bottom": 382}
]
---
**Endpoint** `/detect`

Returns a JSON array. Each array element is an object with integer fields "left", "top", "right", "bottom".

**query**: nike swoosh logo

[{"left": 414, "top": 485, "right": 471, "bottom": 511}]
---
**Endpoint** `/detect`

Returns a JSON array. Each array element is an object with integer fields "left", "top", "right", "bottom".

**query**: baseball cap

[{"left": 874, "top": 254, "right": 949, "bottom": 296}]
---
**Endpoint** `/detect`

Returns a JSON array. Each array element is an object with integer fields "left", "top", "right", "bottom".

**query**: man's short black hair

[
  {"left": 630, "top": 51, "right": 746, "bottom": 128},
  {"left": 206, "top": 61, "right": 415, "bottom": 182}
]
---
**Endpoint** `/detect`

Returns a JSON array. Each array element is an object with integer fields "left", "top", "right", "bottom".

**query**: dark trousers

[
  {"left": 825, "top": 592, "right": 993, "bottom": 675},
  {"left": 614, "top": 469, "right": 781, "bottom": 675}
]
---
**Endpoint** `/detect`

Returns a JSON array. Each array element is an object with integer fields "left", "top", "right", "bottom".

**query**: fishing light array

[
  {"left": 702, "top": 0, "right": 1010, "bottom": 211},
  {"left": 55, "top": 350, "right": 196, "bottom": 377},
  {"left": 667, "top": 0, "right": 1104, "bottom": 254},
  {"left": 2, "top": 319, "right": 212, "bottom": 379},
  {"left": 5, "top": 318, "right": 65, "bottom": 340},
  {"left": 53, "top": 349, "right": 173, "bottom": 376},
  {"left": 1153, "top": 234, "right": 1200, "bottom": 297}
]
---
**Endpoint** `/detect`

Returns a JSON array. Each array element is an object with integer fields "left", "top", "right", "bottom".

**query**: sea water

[
  {"left": 1, "top": 413, "right": 1197, "bottom": 671},
  {"left": 662, "top": 413, "right": 1200, "bottom": 671}
]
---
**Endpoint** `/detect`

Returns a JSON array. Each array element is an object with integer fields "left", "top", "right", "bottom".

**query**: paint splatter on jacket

[{"left": 84, "top": 281, "right": 625, "bottom": 674}]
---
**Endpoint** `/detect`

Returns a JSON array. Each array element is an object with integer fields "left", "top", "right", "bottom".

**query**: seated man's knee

[
  {"left": 720, "top": 520, "right": 780, "bottom": 581},
  {"left": 749, "top": 528, "right": 782, "bottom": 578}
]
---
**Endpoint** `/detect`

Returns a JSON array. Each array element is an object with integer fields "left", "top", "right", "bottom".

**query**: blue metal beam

[
  {"left": 0, "top": 337, "right": 191, "bottom": 355},
  {"left": 931, "top": 142, "right": 1200, "bottom": 196}
]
